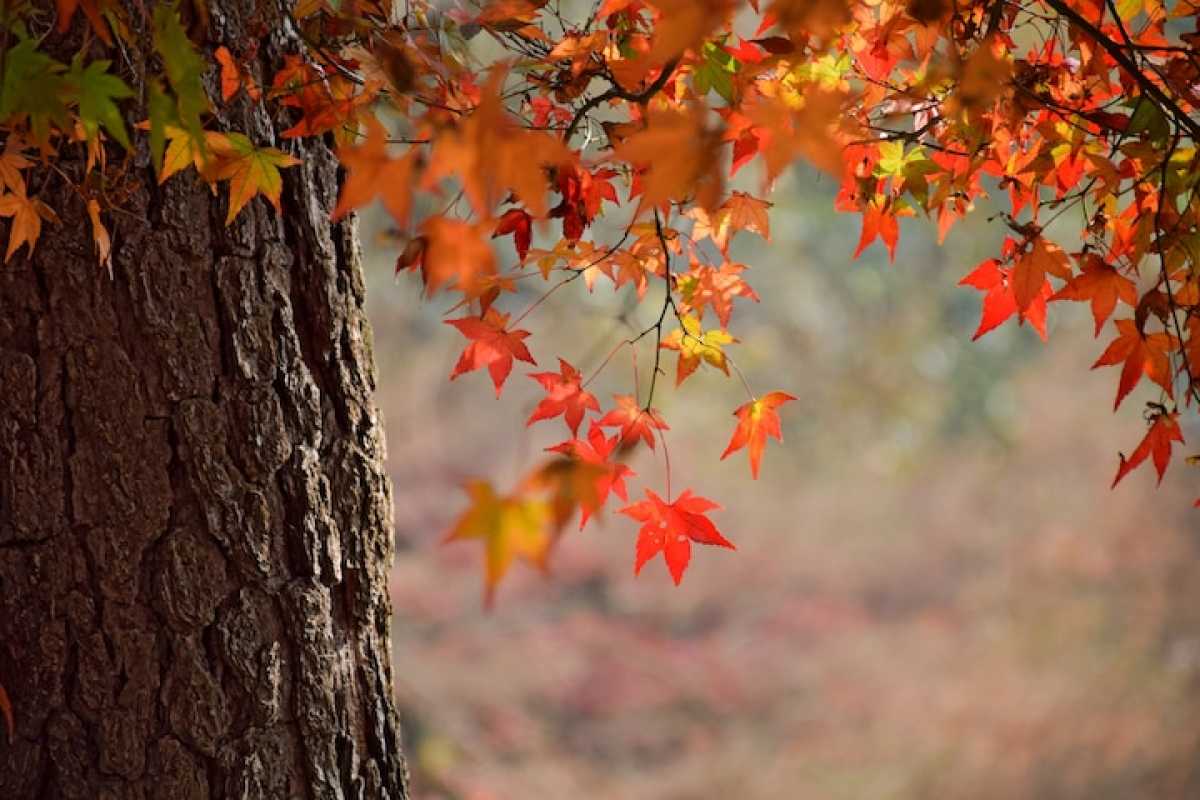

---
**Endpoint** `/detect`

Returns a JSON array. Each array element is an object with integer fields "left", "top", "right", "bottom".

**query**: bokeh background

[{"left": 364, "top": 165, "right": 1200, "bottom": 799}]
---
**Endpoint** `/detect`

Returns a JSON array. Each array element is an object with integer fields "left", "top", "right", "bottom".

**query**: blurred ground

[{"left": 367, "top": 170, "right": 1200, "bottom": 799}]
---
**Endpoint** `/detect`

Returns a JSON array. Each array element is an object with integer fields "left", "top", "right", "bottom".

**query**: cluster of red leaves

[
  {"left": 281, "top": 0, "right": 1200, "bottom": 602},
  {"left": 21, "top": 0, "right": 1200, "bottom": 605}
]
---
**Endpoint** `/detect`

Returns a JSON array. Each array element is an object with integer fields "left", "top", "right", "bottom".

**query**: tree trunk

[{"left": 0, "top": 5, "right": 409, "bottom": 798}]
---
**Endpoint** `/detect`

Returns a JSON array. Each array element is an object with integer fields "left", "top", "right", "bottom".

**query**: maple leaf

[
  {"left": 688, "top": 190, "right": 771, "bottom": 252},
  {"left": 418, "top": 217, "right": 498, "bottom": 295},
  {"left": 445, "top": 480, "right": 551, "bottom": 607},
  {"left": 1092, "top": 318, "right": 1176, "bottom": 411},
  {"left": 1050, "top": 256, "right": 1137, "bottom": 336},
  {"left": 1012, "top": 236, "right": 1072, "bottom": 315},
  {"left": 424, "top": 71, "right": 567, "bottom": 217},
  {"left": 446, "top": 308, "right": 536, "bottom": 396},
  {"left": 208, "top": 133, "right": 301, "bottom": 224},
  {"left": 0, "top": 190, "right": 59, "bottom": 262},
  {"left": 958, "top": 258, "right": 1051, "bottom": 341},
  {"left": 853, "top": 201, "right": 899, "bottom": 261},
  {"left": 332, "top": 117, "right": 415, "bottom": 224},
  {"left": 0, "top": 38, "right": 70, "bottom": 144},
  {"left": 660, "top": 314, "right": 735, "bottom": 385},
  {"left": 546, "top": 423, "right": 634, "bottom": 528},
  {"left": 0, "top": 138, "right": 31, "bottom": 194},
  {"left": 721, "top": 391, "right": 796, "bottom": 479},
  {"left": 598, "top": 394, "right": 669, "bottom": 449},
  {"left": 677, "top": 260, "right": 759, "bottom": 328},
  {"left": 620, "top": 489, "right": 734, "bottom": 585},
  {"left": 614, "top": 106, "right": 723, "bottom": 212},
  {"left": 215, "top": 46, "right": 262, "bottom": 103},
  {"left": 1112, "top": 409, "right": 1184, "bottom": 488},
  {"left": 522, "top": 454, "right": 608, "bottom": 532},
  {"left": 493, "top": 208, "right": 533, "bottom": 262},
  {"left": 151, "top": 6, "right": 209, "bottom": 165},
  {"left": 527, "top": 358, "right": 600, "bottom": 435},
  {"left": 150, "top": 126, "right": 229, "bottom": 185},
  {"left": 65, "top": 57, "right": 133, "bottom": 149}
]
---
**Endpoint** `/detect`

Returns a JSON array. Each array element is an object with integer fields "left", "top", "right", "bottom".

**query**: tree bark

[{"left": 0, "top": 5, "right": 409, "bottom": 799}]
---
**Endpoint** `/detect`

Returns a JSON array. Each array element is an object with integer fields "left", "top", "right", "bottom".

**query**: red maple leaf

[
  {"left": 493, "top": 207, "right": 533, "bottom": 261},
  {"left": 721, "top": 391, "right": 796, "bottom": 479},
  {"left": 853, "top": 201, "right": 899, "bottom": 262},
  {"left": 446, "top": 308, "right": 535, "bottom": 396},
  {"left": 958, "top": 257, "right": 1051, "bottom": 341},
  {"left": 597, "top": 394, "right": 668, "bottom": 449},
  {"left": 620, "top": 489, "right": 734, "bottom": 585},
  {"left": 547, "top": 422, "right": 634, "bottom": 528},
  {"left": 1050, "top": 255, "right": 1136, "bottom": 336},
  {"left": 527, "top": 358, "right": 600, "bottom": 435},
  {"left": 1112, "top": 408, "right": 1184, "bottom": 488},
  {"left": 1092, "top": 318, "right": 1176, "bottom": 410}
]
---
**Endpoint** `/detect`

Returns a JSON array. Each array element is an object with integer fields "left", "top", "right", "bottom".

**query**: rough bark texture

[{"left": 0, "top": 4, "right": 409, "bottom": 798}]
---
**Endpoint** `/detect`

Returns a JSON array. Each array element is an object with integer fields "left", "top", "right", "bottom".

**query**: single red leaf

[
  {"left": 1112, "top": 410, "right": 1184, "bottom": 488},
  {"left": 597, "top": 394, "right": 668, "bottom": 449},
  {"left": 620, "top": 489, "right": 734, "bottom": 585},
  {"left": 1092, "top": 319, "right": 1176, "bottom": 410},
  {"left": 721, "top": 391, "right": 796, "bottom": 478},
  {"left": 446, "top": 308, "right": 536, "bottom": 396},
  {"left": 527, "top": 358, "right": 600, "bottom": 435}
]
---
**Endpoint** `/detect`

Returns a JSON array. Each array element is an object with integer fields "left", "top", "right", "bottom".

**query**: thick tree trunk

[{"left": 0, "top": 5, "right": 409, "bottom": 799}]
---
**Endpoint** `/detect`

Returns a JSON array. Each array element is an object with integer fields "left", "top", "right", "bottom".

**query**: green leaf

[
  {"left": 0, "top": 38, "right": 69, "bottom": 142},
  {"left": 153, "top": 5, "right": 208, "bottom": 154},
  {"left": 693, "top": 42, "right": 737, "bottom": 104},
  {"left": 1127, "top": 97, "right": 1169, "bottom": 145},
  {"left": 66, "top": 57, "right": 134, "bottom": 149},
  {"left": 147, "top": 80, "right": 173, "bottom": 178}
]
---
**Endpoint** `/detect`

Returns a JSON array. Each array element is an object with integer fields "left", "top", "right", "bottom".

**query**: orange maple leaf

[
  {"left": 332, "top": 118, "right": 415, "bottom": 224},
  {"left": 620, "top": 489, "right": 734, "bottom": 585},
  {"left": 721, "top": 391, "right": 796, "bottom": 479},
  {"left": 1092, "top": 318, "right": 1176, "bottom": 411},
  {"left": 598, "top": 394, "right": 669, "bottom": 449},
  {"left": 615, "top": 106, "right": 723, "bottom": 212},
  {"left": 527, "top": 358, "right": 600, "bottom": 435},
  {"left": 958, "top": 258, "right": 1051, "bottom": 341},
  {"left": 1050, "top": 255, "right": 1137, "bottom": 336},
  {"left": 446, "top": 308, "right": 536, "bottom": 396},
  {"left": 1012, "top": 235, "right": 1072, "bottom": 315},
  {"left": 1112, "top": 408, "right": 1184, "bottom": 488},
  {"left": 0, "top": 190, "right": 59, "bottom": 262},
  {"left": 215, "top": 46, "right": 262, "bottom": 102},
  {"left": 418, "top": 217, "right": 497, "bottom": 295}
]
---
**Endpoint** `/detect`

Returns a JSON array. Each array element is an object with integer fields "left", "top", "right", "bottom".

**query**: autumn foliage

[{"left": 4, "top": 0, "right": 1200, "bottom": 611}]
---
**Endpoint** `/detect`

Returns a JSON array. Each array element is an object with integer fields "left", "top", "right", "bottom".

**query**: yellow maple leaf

[
  {"left": 208, "top": 133, "right": 301, "bottom": 224},
  {"left": 660, "top": 313, "right": 735, "bottom": 385},
  {"left": 445, "top": 480, "right": 552, "bottom": 607}
]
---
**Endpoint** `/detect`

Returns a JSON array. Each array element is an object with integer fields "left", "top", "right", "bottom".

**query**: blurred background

[{"left": 364, "top": 165, "right": 1200, "bottom": 799}]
